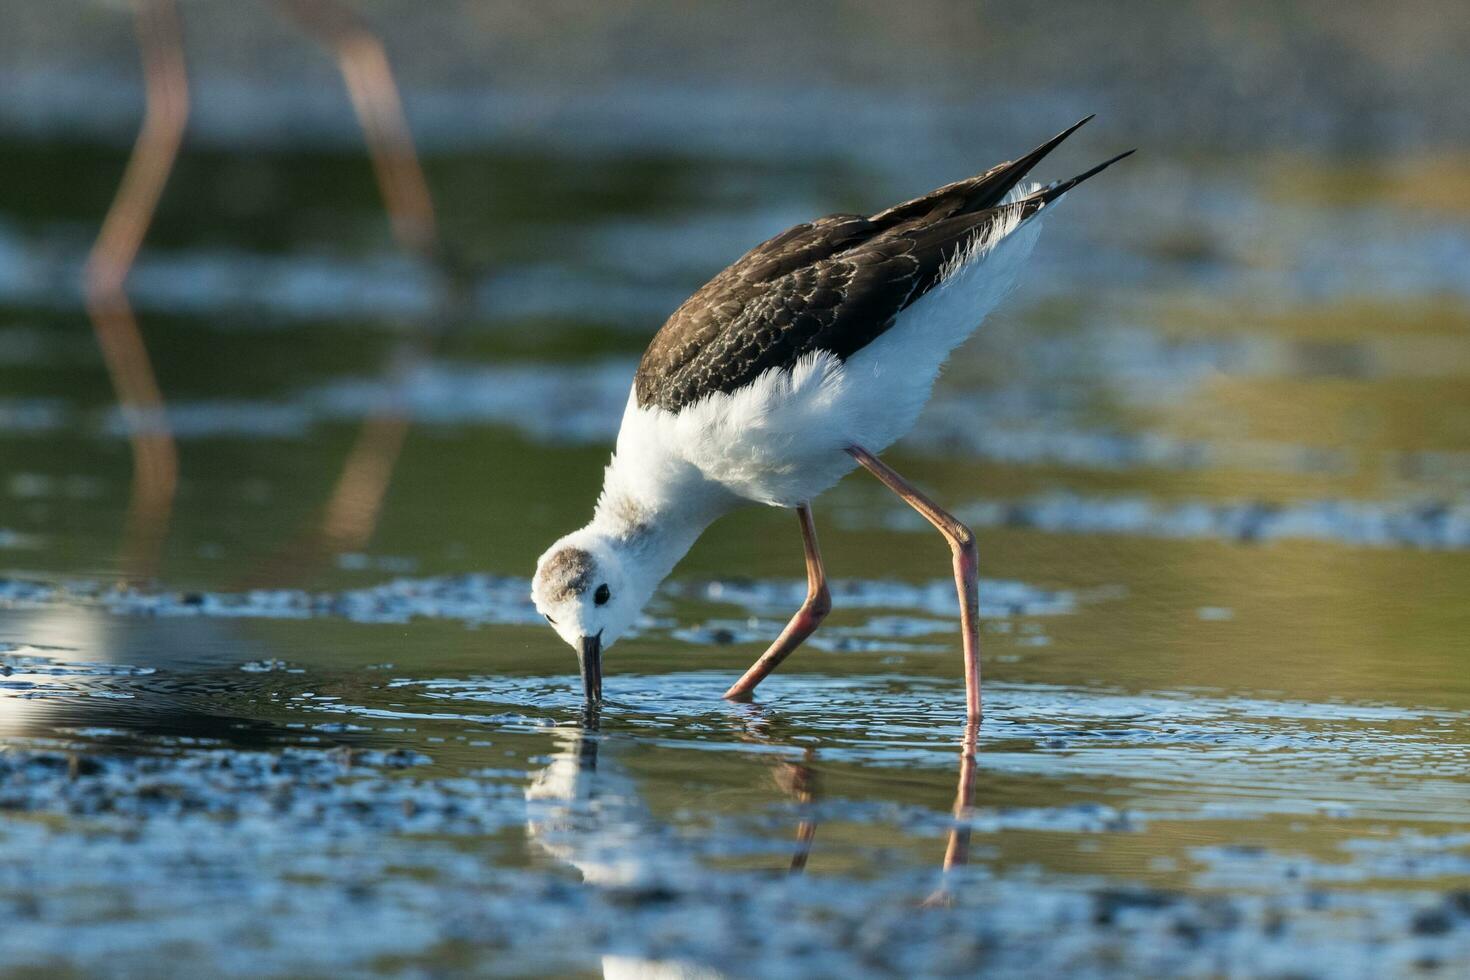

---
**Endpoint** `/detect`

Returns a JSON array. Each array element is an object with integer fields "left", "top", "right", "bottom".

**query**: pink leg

[
  {"left": 723, "top": 504, "right": 832, "bottom": 701},
  {"left": 847, "top": 445, "right": 982, "bottom": 723}
]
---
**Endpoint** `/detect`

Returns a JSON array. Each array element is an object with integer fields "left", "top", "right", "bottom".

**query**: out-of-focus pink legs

[{"left": 275, "top": 0, "right": 437, "bottom": 259}]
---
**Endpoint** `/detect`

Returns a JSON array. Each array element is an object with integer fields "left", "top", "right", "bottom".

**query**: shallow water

[{"left": 2, "top": 92, "right": 1470, "bottom": 977}]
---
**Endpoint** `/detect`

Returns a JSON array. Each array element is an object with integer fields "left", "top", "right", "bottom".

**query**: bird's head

[{"left": 532, "top": 529, "right": 647, "bottom": 703}]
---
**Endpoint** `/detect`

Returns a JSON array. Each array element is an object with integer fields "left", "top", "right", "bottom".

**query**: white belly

[{"left": 615, "top": 212, "right": 1044, "bottom": 509}]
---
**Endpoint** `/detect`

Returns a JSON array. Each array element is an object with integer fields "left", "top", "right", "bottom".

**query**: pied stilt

[{"left": 532, "top": 117, "right": 1132, "bottom": 722}]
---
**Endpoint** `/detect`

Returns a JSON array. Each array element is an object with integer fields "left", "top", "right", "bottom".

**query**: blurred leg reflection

[
  {"left": 83, "top": 0, "right": 188, "bottom": 582},
  {"left": 772, "top": 748, "right": 818, "bottom": 872},
  {"left": 730, "top": 706, "right": 824, "bottom": 873},
  {"left": 926, "top": 721, "right": 980, "bottom": 906},
  {"left": 253, "top": 0, "right": 462, "bottom": 580},
  {"left": 942, "top": 721, "right": 979, "bottom": 871}
]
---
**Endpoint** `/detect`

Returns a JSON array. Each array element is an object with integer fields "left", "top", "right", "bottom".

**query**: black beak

[{"left": 577, "top": 632, "right": 603, "bottom": 704}]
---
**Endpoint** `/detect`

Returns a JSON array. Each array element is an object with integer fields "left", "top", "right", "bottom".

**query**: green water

[{"left": 1, "top": 133, "right": 1468, "bottom": 976}]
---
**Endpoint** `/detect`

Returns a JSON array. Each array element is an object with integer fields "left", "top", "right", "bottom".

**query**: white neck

[
  {"left": 587, "top": 474, "right": 726, "bottom": 600},
  {"left": 584, "top": 394, "right": 742, "bottom": 600},
  {"left": 582, "top": 429, "right": 735, "bottom": 605}
]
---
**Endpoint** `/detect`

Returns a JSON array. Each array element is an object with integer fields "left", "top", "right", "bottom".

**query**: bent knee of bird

[
  {"left": 807, "top": 582, "right": 833, "bottom": 620},
  {"left": 949, "top": 521, "right": 976, "bottom": 555}
]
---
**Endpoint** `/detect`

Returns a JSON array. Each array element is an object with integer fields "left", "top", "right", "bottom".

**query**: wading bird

[{"left": 532, "top": 118, "right": 1130, "bottom": 721}]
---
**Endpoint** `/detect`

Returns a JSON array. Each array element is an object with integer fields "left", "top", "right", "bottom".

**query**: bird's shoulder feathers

[{"left": 632, "top": 118, "right": 1131, "bottom": 413}]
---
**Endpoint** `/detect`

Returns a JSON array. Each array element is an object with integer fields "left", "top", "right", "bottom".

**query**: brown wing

[
  {"left": 635, "top": 214, "right": 891, "bottom": 411},
  {"left": 633, "top": 118, "right": 1129, "bottom": 413},
  {"left": 631, "top": 211, "right": 1001, "bottom": 412}
]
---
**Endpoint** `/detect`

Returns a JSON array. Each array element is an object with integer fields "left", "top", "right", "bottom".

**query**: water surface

[{"left": 2, "top": 100, "right": 1469, "bottom": 977}]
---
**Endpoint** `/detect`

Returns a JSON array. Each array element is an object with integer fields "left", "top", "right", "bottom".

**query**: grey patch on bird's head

[{"left": 538, "top": 547, "right": 596, "bottom": 601}]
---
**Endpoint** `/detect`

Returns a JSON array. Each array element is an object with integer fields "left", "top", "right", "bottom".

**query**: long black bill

[{"left": 577, "top": 632, "right": 603, "bottom": 704}]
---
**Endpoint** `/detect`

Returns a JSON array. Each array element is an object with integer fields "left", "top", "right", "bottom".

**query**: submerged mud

[
  {"left": 0, "top": 571, "right": 1083, "bottom": 641},
  {"left": 2, "top": 563, "right": 1467, "bottom": 977},
  {"left": 0, "top": 723, "right": 1467, "bottom": 979}
]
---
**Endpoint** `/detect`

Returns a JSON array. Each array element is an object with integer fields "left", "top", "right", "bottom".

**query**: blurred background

[
  {"left": 2, "top": 0, "right": 1469, "bottom": 591},
  {"left": 2, "top": 3, "right": 1470, "bottom": 976}
]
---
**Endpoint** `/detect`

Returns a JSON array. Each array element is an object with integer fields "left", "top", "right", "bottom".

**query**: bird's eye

[
  {"left": 544, "top": 614, "right": 557, "bottom": 625},
  {"left": 594, "top": 584, "right": 611, "bottom": 606}
]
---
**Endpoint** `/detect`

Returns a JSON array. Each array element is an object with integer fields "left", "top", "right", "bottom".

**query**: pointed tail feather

[
  {"left": 974, "top": 114, "right": 1099, "bottom": 208},
  {"left": 1025, "top": 149, "right": 1135, "bottom": 211},
  {"left": 870, "top": 115, "right": 1097, "bottom": 225}
]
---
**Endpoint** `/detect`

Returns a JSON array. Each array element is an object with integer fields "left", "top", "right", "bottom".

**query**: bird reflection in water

[
  {"left": 729, "top": 707, "right": 820, "bottom": 874},
  {"left": 775, "top": 748, "right": 818, "bottom": 873},
  {"left": 525, "top": 708, "right": 981, "bottom": 976},
  {"left": 927, "top": 720, "right": 980, "bottom": 908}
]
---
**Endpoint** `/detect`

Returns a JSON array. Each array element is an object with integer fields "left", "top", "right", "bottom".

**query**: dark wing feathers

[
  {"left": 633, "top": 118, "right": 1130, "bottom": 412},
  {"left": 633, "top": 211, "right": 995, "bottom": 412},
  {"left": 734, "top": 214, "right": 875, "bottom": 283}
]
